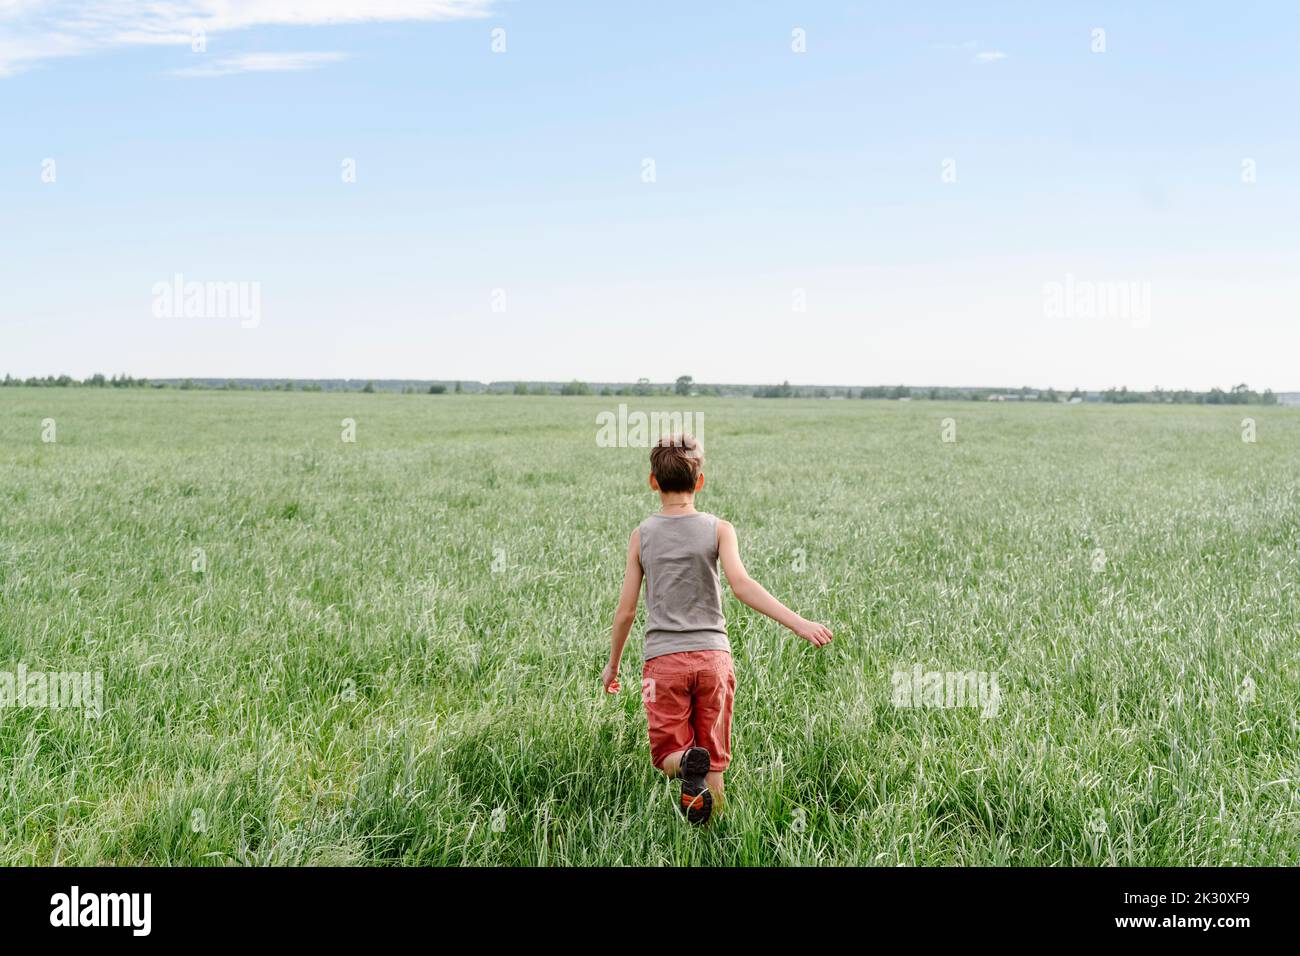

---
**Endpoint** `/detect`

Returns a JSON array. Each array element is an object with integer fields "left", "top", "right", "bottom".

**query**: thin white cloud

[
  {"left": 935, "top": 41, "right": 1009, "bottom": 66},
  {"left": 171, "top": 51, "right": 351, "bottom": 78},
  {"left": 0, "top": 0, "right": 495, "bottom": 77}
]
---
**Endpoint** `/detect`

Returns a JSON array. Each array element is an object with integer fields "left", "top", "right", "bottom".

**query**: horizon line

[{"left": 3, "top": 373, "right": 1296, "bottom": 395}]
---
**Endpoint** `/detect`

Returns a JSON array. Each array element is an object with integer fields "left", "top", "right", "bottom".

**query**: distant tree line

[
  {"left": 0, "top": 374, "right": 1283, "bottom": 405},
  {"left": 753, "top": 382, "right": 1280, "bottom": 405},
  {"left": 2, "top": 373, "right": 156, "bottom": 388},
  {"left": 1098, "top": 384, "right": 1277, "bottom": 405}
]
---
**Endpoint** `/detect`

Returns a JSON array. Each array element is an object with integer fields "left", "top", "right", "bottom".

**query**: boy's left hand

[
  {"left": 792, "top": 617, "right": 834, "bottom": 647},
  {"left": 601, "top": 660, "right": 621, "bottom": 694}
]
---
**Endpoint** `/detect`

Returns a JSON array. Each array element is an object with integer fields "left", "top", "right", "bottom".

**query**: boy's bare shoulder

[{"left": 713, "top": 516, "right": 736, "bottom": 546}]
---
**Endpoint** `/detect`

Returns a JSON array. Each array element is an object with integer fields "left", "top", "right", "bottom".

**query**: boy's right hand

[{"left": 792, "top": 618, "right": 834, "bottom": 647}]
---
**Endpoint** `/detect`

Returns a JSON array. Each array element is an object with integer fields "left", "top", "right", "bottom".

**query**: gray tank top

[{"left": 638, "top": 512, "right": 730, "bottom": 661}]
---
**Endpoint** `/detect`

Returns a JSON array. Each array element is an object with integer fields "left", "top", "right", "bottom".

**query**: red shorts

[{"left": 642, "top": 650, "right": 735, "bottom": 772}]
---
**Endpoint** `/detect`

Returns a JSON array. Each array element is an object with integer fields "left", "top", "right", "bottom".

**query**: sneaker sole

[{"left": 678, "top": 747, "right": 713, "bottom": 826}]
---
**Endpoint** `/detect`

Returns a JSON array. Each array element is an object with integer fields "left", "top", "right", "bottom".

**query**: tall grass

[{"left": 0, "top": 390, "right": 1296, "bottom": 864}]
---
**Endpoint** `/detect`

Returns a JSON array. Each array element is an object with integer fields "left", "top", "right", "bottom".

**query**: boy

[{"left": 600, "top": 434, "right": 834, "bottom": 825}]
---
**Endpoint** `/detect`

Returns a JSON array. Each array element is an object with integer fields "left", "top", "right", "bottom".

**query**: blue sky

[{"left": 3, "top": 1, "right": 1298, "bottom": 389}]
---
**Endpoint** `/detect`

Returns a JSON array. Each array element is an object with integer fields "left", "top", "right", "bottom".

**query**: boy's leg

[
  {"left": 659, "top": 749, "right": 687, "bottom": 778},
  {"left": 705, "top": 771, "right": 725, "bottom": 811},
  {"left": 647, "top": 653, "right": 721, "bottom": 825},
  {"left": 691, "top": 652, "right": 735, "bottom": 814},
  {"left": 643, "top": 656, "right": 693, "bottom": 774}
]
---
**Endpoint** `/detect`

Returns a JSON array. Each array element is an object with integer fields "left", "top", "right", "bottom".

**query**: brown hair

[{"left": 650, "top": 433, "right": 703, "bottom": 492}]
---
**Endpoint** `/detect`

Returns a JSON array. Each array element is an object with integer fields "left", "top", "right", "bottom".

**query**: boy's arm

[
  {"left": 602, "top": 529, "right": 643, "bottom": 692},
  {"left": 717, "top": 520, "right": 833, "bottom": 647}
]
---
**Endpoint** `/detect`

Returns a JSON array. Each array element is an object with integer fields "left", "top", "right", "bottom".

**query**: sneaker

[{"left": 677, "top": 746, "right": 713, "bottom": 826}]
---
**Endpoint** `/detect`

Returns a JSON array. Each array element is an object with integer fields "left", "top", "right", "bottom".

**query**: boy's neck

[{"left": 658, "top": 493, "right": 697, "bottom": 515}]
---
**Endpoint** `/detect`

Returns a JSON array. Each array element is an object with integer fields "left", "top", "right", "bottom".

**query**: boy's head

[{"left": 649, "top": 433, "right": 704, "bottom": 494}]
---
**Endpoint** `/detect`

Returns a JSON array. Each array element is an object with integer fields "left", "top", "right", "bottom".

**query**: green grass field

[{"left": 1, "top": 389, "right": 1297, "bottom": 865}]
